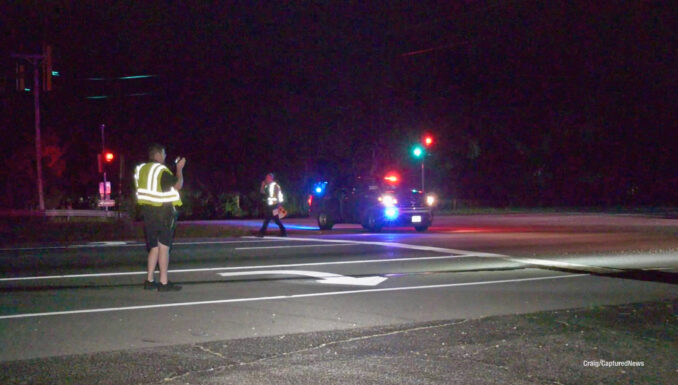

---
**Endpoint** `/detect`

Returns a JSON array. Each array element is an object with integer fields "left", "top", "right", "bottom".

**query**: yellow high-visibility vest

[
  {"left": 265, "top": 182, "right": 284, "bottom": 206},
  {"left": 134, "top": 162, "right": 182, "bottom": 206}
]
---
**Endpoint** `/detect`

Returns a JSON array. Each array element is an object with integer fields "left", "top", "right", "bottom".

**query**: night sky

[{"left": 1, "top": 1, "right": 675, "bottom": 212}]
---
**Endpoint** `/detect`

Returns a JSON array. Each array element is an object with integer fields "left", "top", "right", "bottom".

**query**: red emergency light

[{"left": 384, "top": 174, "right": 399, "bottom": 183}]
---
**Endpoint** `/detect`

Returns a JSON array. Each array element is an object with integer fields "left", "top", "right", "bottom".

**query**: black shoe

[
  {"left": 157, "top": 281, "right": 182, "bottom": 292},
  {"left": 256, "top": 232, "right": 265, "bottom": 238},
  {"left": 144, "top": 280, "right": 158, "bottom": 290}
]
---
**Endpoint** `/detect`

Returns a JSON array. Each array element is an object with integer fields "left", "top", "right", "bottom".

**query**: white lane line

[
  {"left": 0, "top": 239, "right": 278, "bottom": 252},
  {"left": 235, "top": 243, "right": 357, "bottom": 251},
  {"left": 510, "top": 257, "right": 603, "bottom": 270},
  {"left": 263, "top": 236, "right": 626, "bottom": 273},
  {"left": 0, "top": 274, "right": 587, "bottom": 320},
  {"left": 173, "top": 240, "right": 277, "bottom": 246},
  {"left": 0, "top": 271, "right": 144, "bottom": 281},
  {"left": 261, "top": 236, "right": 505, "bottom": 257},
  {"left": 0, "top": 254, "right": 485, "bottom": 282},
  {"left": 0, "top": 242, "right": 143, "bottom": 251},
  {"left": 79, "top": 241, "right": 129, "bottom": 246}
]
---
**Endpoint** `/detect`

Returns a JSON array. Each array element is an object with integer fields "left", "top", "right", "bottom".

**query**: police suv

[{"left": 308, "top": 175, "right": 435, "bottom": 232}]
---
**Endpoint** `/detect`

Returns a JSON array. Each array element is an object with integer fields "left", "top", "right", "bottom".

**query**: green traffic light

[{"left": 413, "top": 146, "right": 424, "bottom": 158}]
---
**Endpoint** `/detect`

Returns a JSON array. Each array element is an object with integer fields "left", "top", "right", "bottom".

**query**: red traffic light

[
  {"left": 424, "top": 136, "right": 433, "bottom": 147},
  {"left": 104, "top": 152, "right": 114, "bottom": 163}
]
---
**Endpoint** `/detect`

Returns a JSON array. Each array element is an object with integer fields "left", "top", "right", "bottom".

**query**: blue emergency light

[
  {"left": 312, "top": 181, "right": 328, "bottom": 196},
  {"left": 384, "top": 207, "right": 399, "bottom": 220}
]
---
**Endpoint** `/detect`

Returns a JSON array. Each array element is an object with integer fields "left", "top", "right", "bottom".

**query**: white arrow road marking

[{"left": 217, "top": 270, "right": 388, "bottom": 286}]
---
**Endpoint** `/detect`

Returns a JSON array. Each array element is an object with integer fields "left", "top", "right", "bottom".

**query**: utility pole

[{"left": 11, "top": 53, "right": 45, "bottom": 211}]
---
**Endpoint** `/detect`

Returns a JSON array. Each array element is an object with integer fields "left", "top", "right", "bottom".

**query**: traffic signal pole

[
  {"left": 11, "top": 53, "right": 45, "bottom": 211},
  {"left": 421, "top": 135, "right": 433, "bottom": 193},
  {"left": 421, "top": 160, "right": 425, "bottom": 193},
  {"left": 413, "top": 136, "right": 433, "bottom": 194},
  {"left": 100, "top": 124, "right": 108, "bottom": 212}
]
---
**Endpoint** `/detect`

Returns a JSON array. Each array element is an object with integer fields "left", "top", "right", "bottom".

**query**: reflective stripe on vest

[
  {"left": 266, "top": 182, "right": 284, "bottom": 206},
  {"left": 134, "top": 162, "right": 182, "bottom": 206}
]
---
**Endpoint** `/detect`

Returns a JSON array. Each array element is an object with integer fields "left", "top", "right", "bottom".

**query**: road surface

[{"left": 0, "top": 213, "right": 677, "bottom": 366}]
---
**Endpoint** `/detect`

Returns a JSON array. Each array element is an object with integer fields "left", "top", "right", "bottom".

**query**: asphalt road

[{"left": 1, "top": 214, "right": 677, "bottom": 364}]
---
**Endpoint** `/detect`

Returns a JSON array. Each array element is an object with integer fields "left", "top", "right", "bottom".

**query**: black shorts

[{"left": 141, "top": 205, "right": 177, "bottom": 251}]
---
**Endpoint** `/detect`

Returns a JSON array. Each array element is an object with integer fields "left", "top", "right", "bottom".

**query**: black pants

[
  {"left": 259, "top": 206, "right": 286, "bottom": 235},
  {"left": 141, "top": 205, "right": 177, "bottom": 251}
]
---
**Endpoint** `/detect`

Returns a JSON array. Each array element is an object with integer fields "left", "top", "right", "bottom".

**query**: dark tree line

[{"left": 1, "top": 1, "right": 675, "bottom": 212}]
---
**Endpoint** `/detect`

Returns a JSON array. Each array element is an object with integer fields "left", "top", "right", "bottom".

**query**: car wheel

[{"left": 317, "top": 213, "right": 334, "bottom": 230}]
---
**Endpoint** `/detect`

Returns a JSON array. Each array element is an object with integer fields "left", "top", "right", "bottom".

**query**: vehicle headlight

[
  {"left": 379, "top": 195, "right": 397, "bottom": 207},
  {"left": 426, "top": 195, "right": 436, "bottom": 206}
]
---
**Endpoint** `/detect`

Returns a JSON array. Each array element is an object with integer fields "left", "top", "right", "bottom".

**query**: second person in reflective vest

[{"left": 257, "top": 173, "right": 287, "bottom": 237}]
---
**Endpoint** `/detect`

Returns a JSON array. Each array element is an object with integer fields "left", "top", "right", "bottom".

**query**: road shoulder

[{"left": 1, "top": 299, "right": 676, "bottom": 385}]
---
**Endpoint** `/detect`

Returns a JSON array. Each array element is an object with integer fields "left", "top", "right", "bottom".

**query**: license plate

[{"left": 412, "top": 215, "right": 422, "bottom": 223}]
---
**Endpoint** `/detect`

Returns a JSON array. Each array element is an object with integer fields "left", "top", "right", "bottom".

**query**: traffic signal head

[
  {"left": 104, "top": 152, "right": 114, "bottom": 163},
  {"left": 424, "top": 136, "right": 433, "bottom": 147},
  {"left": 412, "top": 146, "right": 424, "bottom": 158}
]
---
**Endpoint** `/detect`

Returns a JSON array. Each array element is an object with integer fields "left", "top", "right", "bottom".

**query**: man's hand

[
  {"left": 176, "top": 157, "right": 187, "bottom": 170},
  {"left": 174, "top": 157, "right": 186, "bottom": 190}
]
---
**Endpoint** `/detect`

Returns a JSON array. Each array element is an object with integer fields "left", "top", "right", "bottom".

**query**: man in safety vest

[
  {"left": 134, "top": 143, "right": 185, "bottom": 291},
  {"left": 257, "top": 173, "right": 287, "bottom": 237}
]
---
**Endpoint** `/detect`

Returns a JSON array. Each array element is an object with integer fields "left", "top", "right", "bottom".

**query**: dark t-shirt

[
  {"left": 160, "top": 172, "right": 178, "bottom": 192},
  {"left": 158, "top": 171, "right": 178, "bottom": 208}
]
